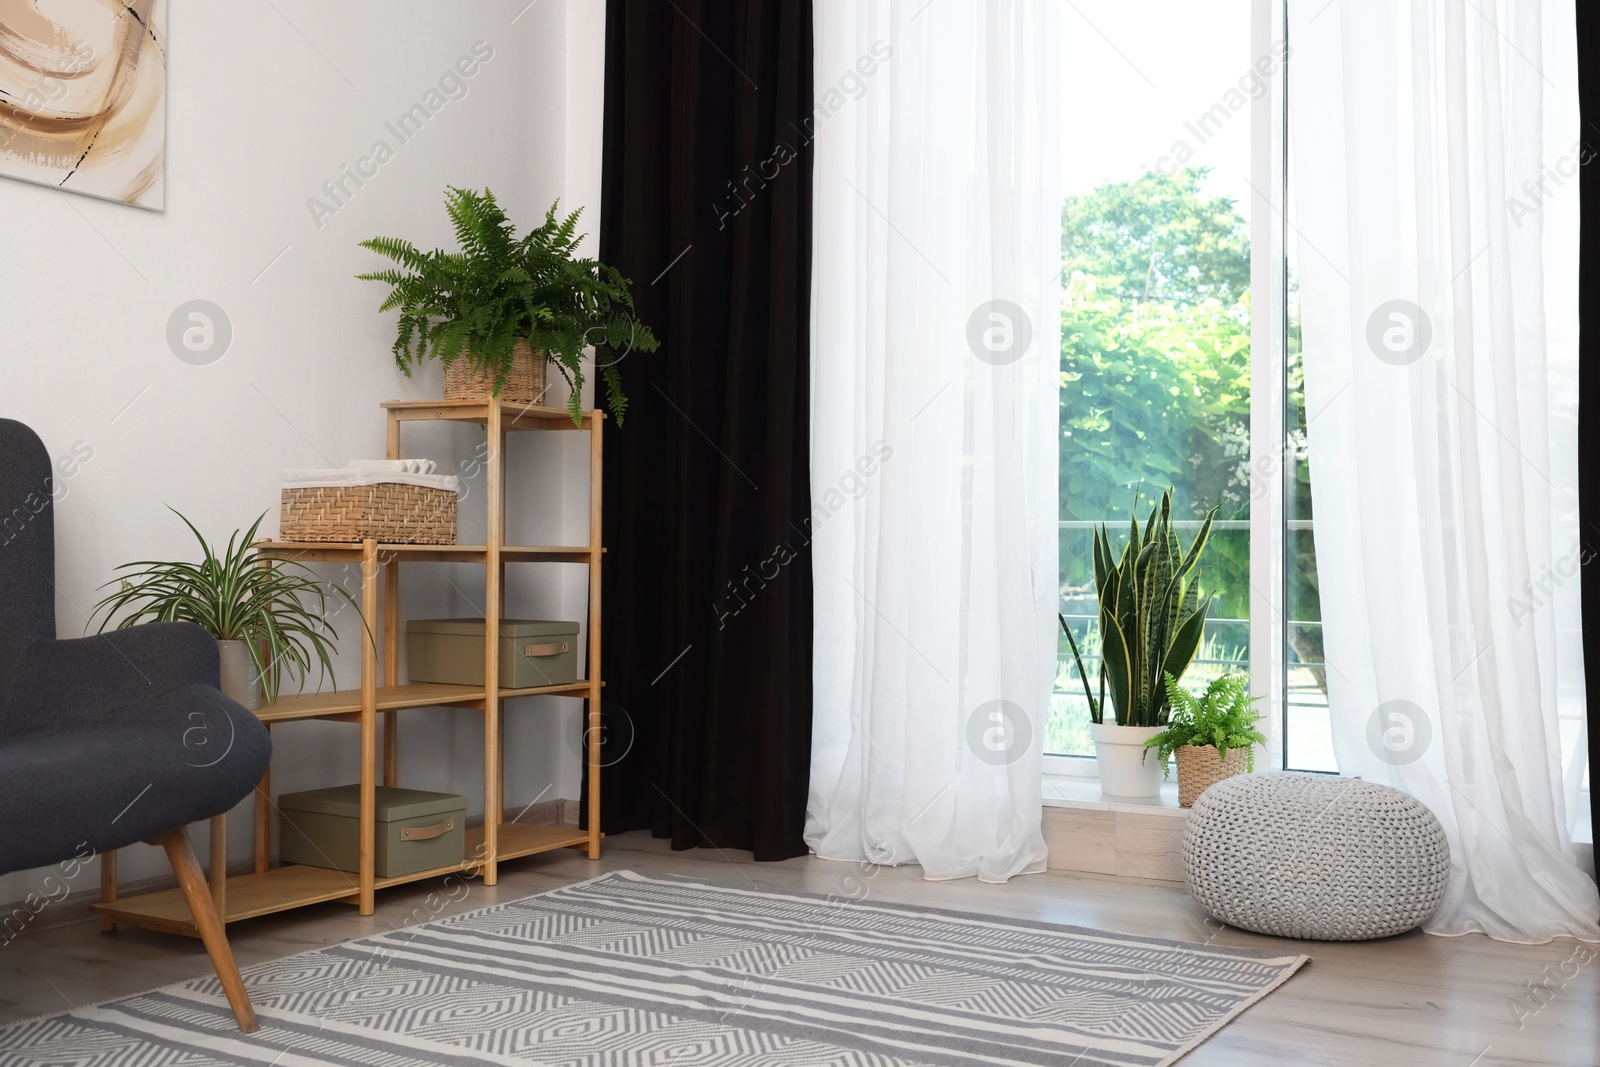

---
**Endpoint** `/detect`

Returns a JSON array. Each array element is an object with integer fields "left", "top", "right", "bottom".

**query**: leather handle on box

[
  {"left": 523, "top": 640, "right": 570, "bottom": 658},
  {"left": 399, "top": 817, "right": 455, "bottom": 841}
]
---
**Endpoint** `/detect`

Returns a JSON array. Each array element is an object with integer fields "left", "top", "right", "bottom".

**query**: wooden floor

[{"left": 1, "top": 830, "right": 1596, "bottom": 1066}]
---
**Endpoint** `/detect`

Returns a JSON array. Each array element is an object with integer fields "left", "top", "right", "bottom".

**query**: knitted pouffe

[{"left": 1182, "top": 772, "right": 1450, "bottom": 940}]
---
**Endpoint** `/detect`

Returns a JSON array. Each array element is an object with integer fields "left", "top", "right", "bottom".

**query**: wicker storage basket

[
  {"left": 443, "top": 338, "right": 546, "bottom": 403},
  {"left": 281, "top": 482, "right": 456, "bottom": 544},
  {"left": 1175, "top": 744, "right": 1249, "bottom": 807}
]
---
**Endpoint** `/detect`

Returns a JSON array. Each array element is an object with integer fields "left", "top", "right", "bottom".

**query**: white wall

[{"left": 0, "top": 1, "right": 605, "bottom": 904}]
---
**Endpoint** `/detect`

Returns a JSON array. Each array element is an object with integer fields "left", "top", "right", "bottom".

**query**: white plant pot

[
  {"left": 217, "top": 639, "right": 262, "bottom": 711},
  {"left": 1090, "top": 722, "right": 1165, "bottom": 798}
]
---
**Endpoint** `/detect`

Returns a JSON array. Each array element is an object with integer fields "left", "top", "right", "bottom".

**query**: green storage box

[
  {"left": 278, "top": 785, "right": 466, "bottom": 878},
  {"left": 407, "top": 618, "right": 581, "bottom": 688}
]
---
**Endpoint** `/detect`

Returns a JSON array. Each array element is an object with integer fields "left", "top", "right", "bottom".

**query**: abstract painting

[{"left": 0, "top": 0, "right": 166, "bottom": 209}]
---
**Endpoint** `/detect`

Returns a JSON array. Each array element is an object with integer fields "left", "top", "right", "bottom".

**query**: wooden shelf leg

[
  {"left": 588, "top": 411, "right": 604, "bottom": 860},
  {"left": 498, "top": 558, "right": 506, "bottom": 822},
  {"left": 383, "top": 552, "right": 400, "bottom": 788},
  {"left": 254, "top": 582, "right": 275, "bottom": 878},
  {"left": 254, "top": 755, "right": 271, "bottom": 875},
  {"left": 209, "top": 815, "right": 227, "bottom": 917},
  {"left": 99, "top": 849, "right": 117, "bottom": 932},
  {"left": 482, "top": 405, "right": 504, "bottom": 886},
  {"left": 157, "top": 828, "right": 258, "bottom": 1033},
  {"left": 382, "top": 712, "right": 398, "bottom": 789},
  {"left": 359, "top": 538, "right": 379, "bottom": 914}
]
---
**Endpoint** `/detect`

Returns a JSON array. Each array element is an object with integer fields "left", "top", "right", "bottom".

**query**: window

[{"left": 1049, "top": 0, "right": 1332, "bottom": 773}]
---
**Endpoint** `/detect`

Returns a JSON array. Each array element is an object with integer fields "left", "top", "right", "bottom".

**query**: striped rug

[{"left": 0, "top": 870, "right": 1308, "bottom": 1066}]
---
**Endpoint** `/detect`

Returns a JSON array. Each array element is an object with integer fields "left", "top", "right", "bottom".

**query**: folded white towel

[
  {"left": 282, "top": 468, "right": 459, "bottom": 492},
  {"left": 349, "top": 458, "right": 438, "bottom": 475}
]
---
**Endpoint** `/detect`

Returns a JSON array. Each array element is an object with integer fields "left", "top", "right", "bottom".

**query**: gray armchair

[{"left": 0, "top": 418, "right": 271, "bottom": 1032}]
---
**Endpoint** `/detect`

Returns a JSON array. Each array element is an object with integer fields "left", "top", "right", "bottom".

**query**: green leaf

[
  {"left": 1160, "top": 595, "right": 1212, "bottom": 689},
  {"left": 1100, "top": 613, "right": 1134, "bottom": 725},
  {"left": 1059, "top": 613, "right": 1101, "bottom": 724}
]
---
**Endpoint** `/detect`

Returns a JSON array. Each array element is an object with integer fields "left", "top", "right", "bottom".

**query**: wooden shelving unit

[{"left": 96, "top": 399, "right": 603, "bottom": 937}]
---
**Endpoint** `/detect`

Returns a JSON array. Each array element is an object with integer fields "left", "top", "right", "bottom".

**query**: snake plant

[{"left": 1060, "top": 490, "right": 1217, "bottom": 727}]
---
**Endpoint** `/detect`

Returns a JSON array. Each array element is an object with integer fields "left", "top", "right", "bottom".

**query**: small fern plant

[
  {"left": 358, "top": 188, "right": 658, "bottom": 424},
  {"left": 358, "top": 187, "right": 540, "bottom": 400},
  {"left": 1143, "top": 672, "right": 1265, "bottom": 775}
]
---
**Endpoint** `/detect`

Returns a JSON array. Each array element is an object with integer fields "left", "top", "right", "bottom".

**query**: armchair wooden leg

[{"left": 156, "top": 828, "right": 259, "bottom": 1034}]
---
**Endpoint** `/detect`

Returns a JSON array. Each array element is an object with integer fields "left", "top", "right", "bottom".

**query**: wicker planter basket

[
  {"left": 442, "top": 338, "right": 547, "bottom": 403},
  {"left": 1175, "top": 744, "right": 1250, "bottom": 807},
  {"left": 281, "top": 482, "right": 456, "bottom": 545}
]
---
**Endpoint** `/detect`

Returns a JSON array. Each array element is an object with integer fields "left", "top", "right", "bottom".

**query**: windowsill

[{"left": 1042, "top": 774, "right": 1188, "bottom": 819}]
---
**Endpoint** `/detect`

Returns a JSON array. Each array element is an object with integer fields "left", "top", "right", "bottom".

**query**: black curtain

[
  {"left": 1578, "top": 5, "right": 1600, "bottom": 864},
  {"left": 586, "top": 0, "right": 814, "bottom": 861}
]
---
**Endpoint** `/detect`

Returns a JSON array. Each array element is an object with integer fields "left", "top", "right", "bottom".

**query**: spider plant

[
  {"left": 88, "top": 510, "right": 365, "bottom": 704},
  {"left": 1059, "top": 488, "right": 1218, "bottom": 728}
]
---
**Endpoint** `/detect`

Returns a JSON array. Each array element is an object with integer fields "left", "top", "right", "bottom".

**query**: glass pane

[{"left": 1054, "top": 0, "right": 1253, "bottom": 755}]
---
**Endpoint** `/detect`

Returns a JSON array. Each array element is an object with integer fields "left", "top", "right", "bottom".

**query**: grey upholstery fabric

[
  {"left": 0, "top": 419, "right": 56, "bottom": 691},
  {"left": 0, "top": 418, "right": 271, "bottom": 875},
  {"left": 3, "top": 624, "right": 224, "bottom": 736}
]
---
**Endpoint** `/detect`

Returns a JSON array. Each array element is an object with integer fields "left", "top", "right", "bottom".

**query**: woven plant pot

[
  {"left": 442, "top": 338, "right": 546, "bottom": 403},
  {"left": 1175, "top": 744, "right": 1249, "bottom": 807}
]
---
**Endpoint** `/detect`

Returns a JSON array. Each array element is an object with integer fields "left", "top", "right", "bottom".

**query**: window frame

[
  {"left": 1046, "top": 0, "right": 1290, "bottom": 778},
  {"left": 1247, "top": 0, "right": 1288, "bottom": 772}
]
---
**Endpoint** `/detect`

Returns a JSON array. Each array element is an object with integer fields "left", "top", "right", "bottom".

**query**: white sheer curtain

[
  {"left": 805, "top": 0, "right": 1059, "bottom": 882},
  {"left": 1290, "top": 0, "right": 1599, "bottom": 942}
]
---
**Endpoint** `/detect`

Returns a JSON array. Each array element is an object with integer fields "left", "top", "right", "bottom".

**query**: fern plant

[
  {"left": 1144, "top": 672, "right": 1266, "bottom": 772},
  {"left": 519, "top": 201, "right": 659, "bottom": 425},
  {"left": 358, "top": 187, "right": 538, "bottom": 400},
  {"left": 357, "top": 188, "right": 658, "bottom": 424},
  {"left": 1059, "top": 489, "right": 1218, "bottom": 727}
]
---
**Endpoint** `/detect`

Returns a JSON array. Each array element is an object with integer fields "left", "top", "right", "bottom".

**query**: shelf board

[
  {"left": 502, "top": 680, "right": 600, "bottom": 700},
  {"left": 381, "top": 399, "right": 603, "bottom": 430},
  {"left": 372, "top": 856, "right": 481, "bottom": 889},
  {"left": 255, "top": 543, "right": 599, "bottom": 564},
  {"left": 505, "top": 546, "right": 604, "bottom": 561},
  {"left": 92, "top": 866, "right": 361, "bottom": 937},
  {"left": 94, "top": 827, "right": 593, "bottom": 936},
  {"left": 257, "top": 681, "right": 596, "bottom": 723},
  {"left": 259, "top": 683, "right": 483, "bottom": 722},
  {"left": 474, "top": 822, "right": 593, "bottom": 861}
]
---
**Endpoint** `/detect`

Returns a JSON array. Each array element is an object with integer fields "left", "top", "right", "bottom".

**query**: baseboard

[
  {"left": 499, "top": 797, "right": 581, "bottom": 828},
  {"left": 0, "top": 796, "right": 582, "bottom": 940}
]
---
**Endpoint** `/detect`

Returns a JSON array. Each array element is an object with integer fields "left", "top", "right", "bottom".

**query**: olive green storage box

[
  {"left": 278, "top": 785, "right": 466, "bottom": 878},
  {"left": 407, "top": 618, "right": 581, "bottom": 688}
]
